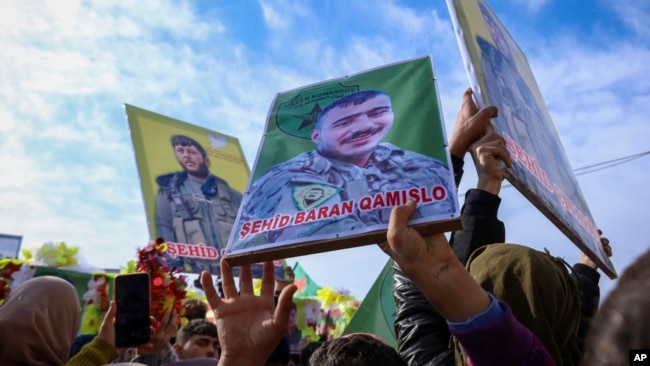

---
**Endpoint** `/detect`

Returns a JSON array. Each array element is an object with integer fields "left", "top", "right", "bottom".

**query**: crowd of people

[{"left": 1, "top": 88, "right": 648, "bottom": 366}]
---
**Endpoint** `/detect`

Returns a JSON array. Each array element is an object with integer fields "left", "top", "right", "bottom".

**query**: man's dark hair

[
  {"left": 182, "top": 298, "right": 208, "bottom": 321},
  {"left": 299, "top": 341, "right": 323, "bottom": 366},
  {"left": 176, "top": 319, "right": 218, "bottom": 345},
  {"left": 308, "top": 333, "right": 406, "bottom": 366},
  {"left": 171, "top": 135, "right": 207, "bottom": 158},
  {"left": 315, "top": 90, "right": 390, "bottom": 129}
]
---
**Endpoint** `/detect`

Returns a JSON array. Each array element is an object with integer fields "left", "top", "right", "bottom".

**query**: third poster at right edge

[{"left": 446, "top": 0, "right": 616, "bottom": 278}]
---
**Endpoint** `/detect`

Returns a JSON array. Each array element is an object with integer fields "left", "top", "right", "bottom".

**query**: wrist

[
  {"left": 403, "top": 241, "right": 463, "bottom": 290},
  {"left": 414, "top": 259, "right": 491, "bottom": 322},
  {"left": 219, "top": 354, "right": 267, "bottom": 366},
  {"left": 449, "top": 141, "right": 467, "bottom": 159},
  {"left": 476, "top": 177, "right": 502, "bottom": 195},
  {"left": 578, "top": 254, "right": 598, "bottom": 269}
]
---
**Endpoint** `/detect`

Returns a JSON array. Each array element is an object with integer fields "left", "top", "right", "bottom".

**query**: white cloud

[
  {"left": 606, "top": 0, "right": 650, "bottom": 40},
  {"left": 259, "top": 0, "right": 287, "bottom": 31},
  {"left": 259, "top": 0, "right": 310, "bottom": 33}
]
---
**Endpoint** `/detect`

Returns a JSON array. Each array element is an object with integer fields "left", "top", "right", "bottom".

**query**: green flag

[
  {"left": 292, "top": 262, "right": 322, "bottom": 298},
  {"left": 342, "top": 259, "right": 396, "bottom": 348}
]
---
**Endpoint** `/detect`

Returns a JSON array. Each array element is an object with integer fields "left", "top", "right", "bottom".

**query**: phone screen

[{"left": 114, "top": 272, "right": 151, "bottom": 348}]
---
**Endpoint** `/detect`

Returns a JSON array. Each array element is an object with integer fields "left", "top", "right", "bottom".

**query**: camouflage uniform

[
  {"left": 232, "top": 143, "right": 455, "bottom": 249},
  {"left": 155, "top": 172, "right": 242, "bottom": 272}
]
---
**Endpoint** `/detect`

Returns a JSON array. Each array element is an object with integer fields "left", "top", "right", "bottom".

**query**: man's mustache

[{"left": 342, "top": 127, "right": 382, "bottom": 143}]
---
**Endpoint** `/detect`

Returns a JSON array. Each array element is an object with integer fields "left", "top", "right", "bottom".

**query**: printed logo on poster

[
  {"left": 276, "top": 83, "right": 359, "bottom": 139},
  {"left": 292, "top": 183, "right": 340, "bottom": 211}
]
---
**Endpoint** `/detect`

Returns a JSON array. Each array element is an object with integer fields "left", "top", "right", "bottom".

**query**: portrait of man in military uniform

[
  {"left": 475, "top": 2, "right": 586, "bottom": 221},
  {"left": 155, "top": 135, "right": 242, "bottom": 271},
  {"left": 231, "top": 90, "right": 456, "bottom": 250}
]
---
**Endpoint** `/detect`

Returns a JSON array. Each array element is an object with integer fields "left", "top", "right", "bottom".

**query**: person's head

[
  {"left": 288, "top": 301, "right": 298, "bottom": 330},
  {"left": 171, "top": 135, "right": 210, "bottom": 179},
  {"left": 182, "top": 298, "right": 208, "bottom": 321},
  {"left": 174, "top": 319, "right": 220, "bottom": 360},
  {"left": 580, "top": 248, "right": 650, "bottom": 365},
  {"left": 308, "top": 333, "right": 406, "bottom": 366},
  {"left": 0, "top": 276, "right": 81, "bottom": 366},
  {"left": 464, "top": 243, "right": 582, "bottom": 365},
  {"left": 312, "top": 90, "right": 393, "bottom": 167},
  {"left": 299, "top": 341, "right": 323, "bottom": 366}
]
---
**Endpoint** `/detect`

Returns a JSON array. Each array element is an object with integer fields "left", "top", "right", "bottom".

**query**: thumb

[
  {"left": 201, "top": 271, "right": 223, "bottom": 309},
  {"left": 99, "top": 301, "right": 117, "bottom": 346},
  {"left": 385, "top": 201, "right": 417, "bottom": 255},
  {"left": 460, "top": 87, "right": 479, "bottom": 115},
  {"left": 275, "top": 284, "right": 298, "bottom": 332},
  {"left": 102, "top": 300, "right": 117, "bottom": 328}
]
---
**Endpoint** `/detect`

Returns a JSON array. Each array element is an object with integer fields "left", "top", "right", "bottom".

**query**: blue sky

[{"left": 1, "top": 0, "right": 649, "bottom": 301}]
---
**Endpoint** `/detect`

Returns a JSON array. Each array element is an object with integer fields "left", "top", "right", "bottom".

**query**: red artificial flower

[{"left": 134, "top": 238, "right": 187, "bottom": 330}]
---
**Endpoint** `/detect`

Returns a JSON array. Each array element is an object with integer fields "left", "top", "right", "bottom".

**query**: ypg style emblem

[
  {"left": 292, "top": 184, "right": 339, "bottom": 211},
  {"left": 276, "top": 83, "right": 359, "bottom": 139}
]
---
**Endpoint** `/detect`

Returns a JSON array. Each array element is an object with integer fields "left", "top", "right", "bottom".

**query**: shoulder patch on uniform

[{"left": 292, "top": 184, "right": 339, "bottom": 211}]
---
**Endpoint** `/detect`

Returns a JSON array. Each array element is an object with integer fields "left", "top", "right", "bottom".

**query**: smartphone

[{"left": 114, "top": 272, "right": 151, "bottom": 348}]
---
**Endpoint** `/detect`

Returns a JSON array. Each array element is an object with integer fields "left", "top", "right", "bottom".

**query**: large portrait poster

[
  {"left": 224, "top": 57, "right": 462, "bottom": 265},
  {"left": 446, "top": 0, "right": 616, "bottom": 277},
  {"left": 125, "top": 105, "right": 288, "bottom": 277}
]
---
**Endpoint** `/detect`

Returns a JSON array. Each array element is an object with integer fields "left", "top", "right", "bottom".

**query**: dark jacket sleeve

[
  {"left": 393, "top": 267, "right": 456, "bottom": 365},
  {"left": 392, "top": 155, "right": 506, "bottom": 365},
  {"left": 450, "top": 189, "right": 505, "bottom": 265},
  {"left": 572, "top": 263, "right": 601, "bottom": 352},
  {"left": 452, "top": 154, "right": 465, "bottom": 188}
]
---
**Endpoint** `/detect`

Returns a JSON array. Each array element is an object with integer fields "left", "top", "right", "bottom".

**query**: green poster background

[{"left": 253, "top": 57, "right": 448, "bottom": 181}]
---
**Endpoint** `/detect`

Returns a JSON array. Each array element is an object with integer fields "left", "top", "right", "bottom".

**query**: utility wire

[
  {"left": 459, "top": 149, "right": 650, "bottom": 196},
  {"left": 573, "top": 150, "right": 650, "bottom": 176}
]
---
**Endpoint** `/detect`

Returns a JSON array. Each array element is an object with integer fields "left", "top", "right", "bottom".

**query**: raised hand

[
  {"left": 201, "top": 259, "right": 296, "bottom": 366},
  {"left": 470, "top": 132, "right": 513, "bottom": 194},
  {"left": 579, "top": 229, "right": 613, "bottom": 269},
  {"left": 379, "top": 201, "right": 490, "bottom": 322},
  {"left": 449, "top": 88, "right": 498, "bottom": 158},
  {"left": 379, "top": 201, "right": 456, "bottom": 282}
]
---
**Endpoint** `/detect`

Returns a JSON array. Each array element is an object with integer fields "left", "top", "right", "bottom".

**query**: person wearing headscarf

[{"left": 0, "top": 276, "right": 81, "bottom": 365}]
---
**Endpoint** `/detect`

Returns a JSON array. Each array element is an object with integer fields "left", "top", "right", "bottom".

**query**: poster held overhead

[
  {"left": 125, "top": 105, "right": 286, "bottom": 278},
  {"left": 224, "top": 56, "right": 462, "bottom": 266},
  {"left": 446, "top": 0, "right": 616, "bottom": 278}
]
